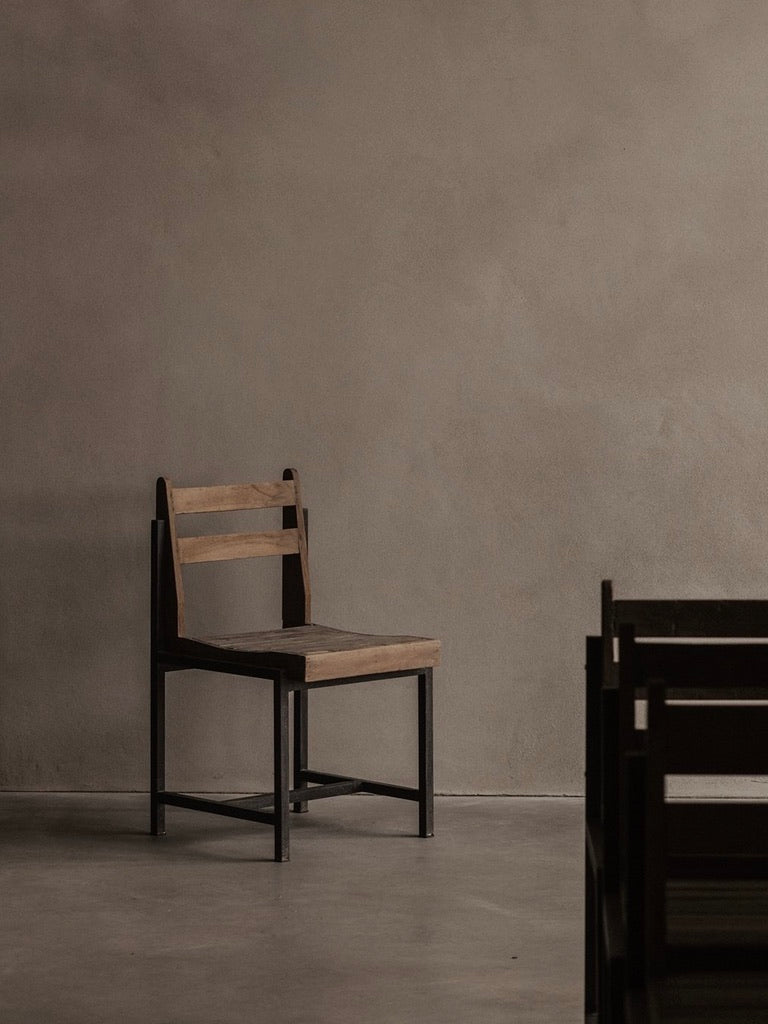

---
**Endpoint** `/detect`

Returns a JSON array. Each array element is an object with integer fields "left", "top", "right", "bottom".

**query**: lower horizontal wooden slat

[
  {"left": 178, "top": 528, "right": 299, "bottom": 564},
  {"left": 302, "top": 769, "right": 420, "bottom": 802}
]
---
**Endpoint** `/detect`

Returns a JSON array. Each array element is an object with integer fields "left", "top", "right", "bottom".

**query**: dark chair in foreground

[
  {"left": 150, "top": 469, "right": 439, "bottom": 861},
  {"left": 619, "top": 633, "right": 768, "bottom": 1022},
  {"left": 585, "top": 579, "right": 768, "bottom": 1022}
]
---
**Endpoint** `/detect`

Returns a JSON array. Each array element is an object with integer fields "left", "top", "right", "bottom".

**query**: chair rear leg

[
  {"left": 293, "top": 687, "right": 308, "bottom": 813},
  {"left": 274, "top": 679, "right": 290, "bottom": 861},
  {"left": 418, "top": 669, "right": 434, "bottom": 838},
  {"left": 150, "top": 662, "right": 166, "bottom": 836}
]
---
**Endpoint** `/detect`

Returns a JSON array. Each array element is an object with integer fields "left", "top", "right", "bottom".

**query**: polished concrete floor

[{"left": 0, "top": 795, "right": 582, "bottom": 1023}]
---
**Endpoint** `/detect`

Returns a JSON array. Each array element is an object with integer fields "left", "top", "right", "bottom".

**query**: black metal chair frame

[{"left": 150, "top": 473, "right": 434, "bottom": 862}]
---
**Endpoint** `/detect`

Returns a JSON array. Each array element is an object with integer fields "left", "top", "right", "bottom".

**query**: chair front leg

[
  {"left": 150, "top": 662, "right": 166, "bottom": 836},
  {"left": 274, "top": 678, "right": 290, "bottom": 861},
  {"left": 418, "top": 669, "right": 434, "bottom": 838}
]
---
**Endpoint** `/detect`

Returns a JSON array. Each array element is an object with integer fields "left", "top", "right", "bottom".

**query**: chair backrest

[
  {"left": 603, "top": 578, "right": 768, "bottom": 640},
  {"left": 618, "top": 629, "right": 768, "bottom": 976},
  {"left": 602, "top": 578, "right": 768, "bottom": 698},
  {"left": 154, "top": 468, "right": 310, "bottom": 640}
]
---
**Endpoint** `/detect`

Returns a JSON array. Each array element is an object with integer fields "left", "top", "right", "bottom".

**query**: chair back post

[
  {"left": 150, "top": 519, "right": 163, "bottom": 656},
  {"left": 585, "top": 635, "right": 603, "bottom": 825},
  {"left": 617, "top": 624, "right": 640, "bottom": 768},
  {"left": 281, "top": 467, "right": 311, "bottom": 627},
  {"left": 155, "top": 477, "right": 184, "bottom": 642},
  {"left": 601, "top": 578, "right": 615, "bottom": 686},
  {"left": 617, "top": 624, "right": 641, "bottom": 915}
]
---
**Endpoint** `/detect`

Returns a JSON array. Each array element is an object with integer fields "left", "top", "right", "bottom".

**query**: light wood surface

[
  {"left": 195, "top": 624, "right": 440, "bottom": 682},
  {"left": 178, "top": 529, "right": 300, "bottom": 564},
  {"left": 172, "top": 480, "right": 296, "bottom": 514}
]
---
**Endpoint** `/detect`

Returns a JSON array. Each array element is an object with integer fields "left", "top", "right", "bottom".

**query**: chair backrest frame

[{"left": 154, "top": 467, "right": 311, "bottom": 643}]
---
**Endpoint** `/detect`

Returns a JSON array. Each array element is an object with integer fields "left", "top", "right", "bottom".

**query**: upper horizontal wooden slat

[
  {"left": 178, "top": 529, "right": 300, "bottom": 564},
  {"left": 614, "top": 600, "right": 768, "bottom": 637},
  {"left": 172, "top": 480, "right": 296, "bottom": 514}
]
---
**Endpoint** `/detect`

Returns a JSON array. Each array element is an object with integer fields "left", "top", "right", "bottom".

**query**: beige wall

[{"left": 4, "top": 1, "right": 768, "bottom": 793}]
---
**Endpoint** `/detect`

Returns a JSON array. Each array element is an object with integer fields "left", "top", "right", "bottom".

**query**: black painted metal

[
  {"left": 224, "top": 779, "right": 363, "bottom": 808},
  {"left": 159, "top": 792, "right": 275, "bottom": 826},
  {"left": 418, "top": 669, "right": 434, "bottom": 837},
  {"left": 287, "top": 669, "right": 424, "bottom": 690},
  {"left": 293, "top": 687, "right": 308, "bottom": 813},
  {"left": 281, "top": 490, "right": 308, "bottom": 628},
  {"left": 584, "top": 636, "right": 602, "bottom": 1017},
  {"left": 274, "top": 679, "right": 290, "bottom": 862},
  {"left": 302, "top": 769, "right": 420, "bottom": 802},
  {"left": 150, "top": 520, "right": 166, "bottom": 837}
]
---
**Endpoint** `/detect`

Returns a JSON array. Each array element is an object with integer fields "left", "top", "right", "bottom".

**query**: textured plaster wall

[{"left": 3, "top": 1, "right": 768, "bottom": 793}]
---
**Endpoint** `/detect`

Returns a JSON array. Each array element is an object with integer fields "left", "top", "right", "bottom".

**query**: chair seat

[{"left": 186, "top": 624, "right": 440, "bottom": 682}]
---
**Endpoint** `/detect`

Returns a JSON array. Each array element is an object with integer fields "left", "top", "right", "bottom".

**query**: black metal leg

[
  {"left": 418, "top": 669, "right": 434, "bottom": 838},
  {"left": 150, "top": 662, "right": 166, "bottom": 836},
  {"left": 274, "top": 679, "right": 290, "bottom": 861},
  {"left": 293, "top": 687, "right": 308, "bottom": 813}
]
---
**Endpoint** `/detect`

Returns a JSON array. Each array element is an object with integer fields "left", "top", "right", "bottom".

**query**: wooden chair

[
  {"left": 620, "top": 633, "right": 768, "bottom": 1022},
  {"left": 586, "top": 580, "right": 768, "bottom": 1022},
  {"left": 587, "top": 613, "right": 768, "bottom": 1022},
  {"left": 150, "top": 469, "right": 439, "bottom": 862}
]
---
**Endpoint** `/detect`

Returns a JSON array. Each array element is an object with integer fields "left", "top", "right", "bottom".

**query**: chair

[
  {"left": 150, "top": 468, "right": 439, "bottom": 862},
  {"left": 619, "top": 632, "right": 768, "bottom": 1022},
  {"left": 586, "top": 580, "right": 768, "bottom": 1021}
]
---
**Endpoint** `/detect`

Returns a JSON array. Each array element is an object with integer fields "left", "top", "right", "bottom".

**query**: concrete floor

[{"left": 0, "top": 795, "right": 582, "bottom": 1024}]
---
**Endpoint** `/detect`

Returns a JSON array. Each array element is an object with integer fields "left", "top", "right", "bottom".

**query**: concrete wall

[{"left": 3, "top": 1, "right": 768, "bottom": 793}]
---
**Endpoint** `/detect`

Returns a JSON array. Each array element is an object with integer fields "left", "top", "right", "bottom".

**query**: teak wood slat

[
  {"left": 178, "top": 529, "right": 300, "bottom": 564},
  {"left": 172, "top": 480, "right": 296, "bottom": 514}
]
